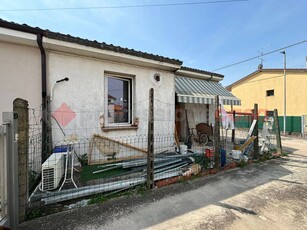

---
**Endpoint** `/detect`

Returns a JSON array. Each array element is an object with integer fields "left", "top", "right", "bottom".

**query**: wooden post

[
  {"left": 13, "top": 98, "right": 28, "bottom": 223},
  {"left": 147, "top": 88, "right": 154, "bottom": 190},
  {"left": 274, "top": 109, "right": 282, "bottom": 155},
  {"left": 214, "top": 95, "right": 220, "bottom": 170},
  {"left": 232, "top": 110, "right": 235, "bottom": 143},
  {"left": 253, "top": 103, "right": 259, "bottom": 159}
]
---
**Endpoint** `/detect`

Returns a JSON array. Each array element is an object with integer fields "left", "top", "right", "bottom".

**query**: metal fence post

[
  {"left": 3, "top": 112, "right": 19, "bottom": 229},
  {"left": 0, "top": 125, "right": 8, "bottom": 227},
  {"left": 274, "top": 109, "right": 282, "bottom": 155},
  {"left": 232, "top": 110, "right": 235, "bottom": 143},
  {"left": 253, "top": 104, "right": 259, "bottom": 159},
  {"left": 214, "top": 95, "right": 220, "bottom": 171},
  {"left": 301, "top": 115, "right": 305, "bottom": 137}
]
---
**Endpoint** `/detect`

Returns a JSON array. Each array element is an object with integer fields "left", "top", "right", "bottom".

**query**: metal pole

[
  {"left": 214, "top": 95, "right": 220, "bottom": 171},
  {"left": 301, "top": 115, "right": 305, "bottom": 137},
  {"left": 274, "top": 109, "right": 282, "bottom": 155},
  {"left": 0, "top": 125, "right": 8, "bottom": 227},
  {"left": 253, "top": 104, "right": 259, "bottom": 159},
  {"left": 281, "top": 51, "right": 286, "bottom": 135},
  {"left": 232, "top": 110, "right": 235, "bottom": 143},
  {"left": 3, "top": 112, "right": 19, "bottom": 229}
]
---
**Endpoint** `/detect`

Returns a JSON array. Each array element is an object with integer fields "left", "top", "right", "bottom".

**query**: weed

[
  {"left": 178, "top": 177, "right": 186, "bottom": 183},
  {"left": 88, "top": 185, "right": 148, "bottom": 205},
  {"left": 282, "top": 151, "right": 289, "bottom": 156},
  {"left": 238, "top": 160, "right": 248, "bottom": 168},
  {"left": 77, "top": 153, "right": 88, "bottom": 166},
  {"left": 88, "top": 194, "right": 108, "bottom": 205},
  {"left": 194, "top": 155, "right": 212, "bottom": 169},
  {"left": 26, "top": 207, "right": 43, "bottom": 220}
]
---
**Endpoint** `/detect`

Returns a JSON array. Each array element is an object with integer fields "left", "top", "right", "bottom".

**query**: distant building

[{"left": 227, "top": 68, "right": 307, "bottom": 133}]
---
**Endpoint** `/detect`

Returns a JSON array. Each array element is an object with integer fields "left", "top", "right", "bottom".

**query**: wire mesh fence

[
  {"left": 25, "top": 119, "right": 280, "bottom": 212},
  {"left": 28, "top": 106, "right": 42, "bottom": 191},
  {"left": 27, "top": 133, "right": 190, "bottom": 205},
  {"left": 19, "top": 100, "right": 282, "bottom": 220}
]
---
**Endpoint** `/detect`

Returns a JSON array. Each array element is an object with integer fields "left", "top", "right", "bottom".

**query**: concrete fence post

[{"left": 13, "top": 98, "right": 29, "bottom": 223}]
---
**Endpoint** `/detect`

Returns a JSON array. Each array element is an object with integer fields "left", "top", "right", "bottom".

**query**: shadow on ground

[{"left": 19, "top": 157, "right": 295, "bottom": 230}]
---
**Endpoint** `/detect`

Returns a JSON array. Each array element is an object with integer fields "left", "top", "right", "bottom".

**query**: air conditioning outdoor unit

[{"left": 42, "top": 152, "right": 65, "bottom": 191}]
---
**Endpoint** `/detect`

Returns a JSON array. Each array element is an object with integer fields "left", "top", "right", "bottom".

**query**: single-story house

[{"left": 0, "top": 19, "right": 240, "bottom": 163}]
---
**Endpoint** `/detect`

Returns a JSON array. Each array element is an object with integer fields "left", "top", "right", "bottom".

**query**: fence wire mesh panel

[
  {"left": 302, "top": 115, "right": 307, "bottom": 138},
  {"left": 0, "top": 125, "right": 8, "bottom": 224},
  {"left": 22, "top": 99, "right": 282, "bottom": 220},
  {"left": 28, "top": 134, "right": 174, "bottom": 206},
  {"left": 27, "top": 132, "right": 217, "bottom": 209},
  {"left": 28, "top": 106, "right": 42, "bottom": 193},
  {"left": 232, "top": 116, "right": 278, "bottom": 156}
]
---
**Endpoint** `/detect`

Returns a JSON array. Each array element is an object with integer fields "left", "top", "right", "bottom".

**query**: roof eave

[
  {"left": 228, "top": 68, "right": 307, "bottom": 89},
  {"left": 43, "top": 37, "right": 182, "bottom": 71},
  {"left": 175, "top": 69, "right": 223, "bottom": 82}
]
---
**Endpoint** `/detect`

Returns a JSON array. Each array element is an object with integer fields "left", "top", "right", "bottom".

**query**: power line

[
  {"left": 0, "top": 0, "right": 248, "bottom": 12},
  {"left": 213, "top": 39, "right": 307, "bottom": 71}
]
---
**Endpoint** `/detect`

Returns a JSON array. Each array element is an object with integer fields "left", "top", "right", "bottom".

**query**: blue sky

[{"left": 1, "top": 0, "right": 307, "bottom": 86}]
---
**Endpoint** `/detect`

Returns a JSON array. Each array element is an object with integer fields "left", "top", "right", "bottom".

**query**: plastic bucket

[
  {"left": 53, "top": 146, "right": 71, "bottom": 153},
  {"left": 205, "top": 148, "right": 214, "bottom": 158},
  {"left": 231, "top": 150, "right": 242, "bottom": 160},
  {"left": 180, "top": 145, "right": 188, "bottom": 155}
]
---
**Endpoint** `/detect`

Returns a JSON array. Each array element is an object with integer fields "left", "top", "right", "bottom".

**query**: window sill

[{"left": 102, "top": 125, "right": 138, "bottom": 132}]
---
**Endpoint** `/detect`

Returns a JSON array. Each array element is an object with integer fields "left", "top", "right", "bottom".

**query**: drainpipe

[{"left": 37, "top": 33, "right": 48, "bottom": 162}]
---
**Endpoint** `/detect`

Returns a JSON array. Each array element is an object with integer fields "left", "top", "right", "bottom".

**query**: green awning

[{"left": 175, "top": 76, "right": 241, "bottom": 105}]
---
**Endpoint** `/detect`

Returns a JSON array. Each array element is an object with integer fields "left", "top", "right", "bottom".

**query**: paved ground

[{"left": 19, "top": 136, "right": 307, "bottom": 230}]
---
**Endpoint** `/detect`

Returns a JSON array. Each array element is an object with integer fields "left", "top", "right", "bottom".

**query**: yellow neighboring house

[{"left": 226, "top": 68, "right": 307, "bottom": 133}]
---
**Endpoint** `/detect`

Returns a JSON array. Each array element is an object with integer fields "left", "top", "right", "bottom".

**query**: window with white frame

[{"left": 105, "top": 75, "right": 132, "bottom": 125}]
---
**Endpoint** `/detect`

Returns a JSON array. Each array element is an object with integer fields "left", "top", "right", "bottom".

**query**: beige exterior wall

[
  {"left": 0, "top": 41, "right": 41, "bottom": 123},
  {"left": 229, "top": 71, "right": 307, "bottom": 116}
]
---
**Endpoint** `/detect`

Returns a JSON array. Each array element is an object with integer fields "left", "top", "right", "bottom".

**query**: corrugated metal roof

[{"left": 175, "top": 76, "right": 241, "bottom": 105}]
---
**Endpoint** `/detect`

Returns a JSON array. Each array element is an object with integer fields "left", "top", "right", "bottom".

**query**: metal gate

[
  {"left": 302, "top": 115, "right": 307, "bottom": 138},
  {"left": 0, "top": 124, "right": 7, "bottom": 226},
  {"left": 0, "top": 112, "right": 19, "bottom": 229}
]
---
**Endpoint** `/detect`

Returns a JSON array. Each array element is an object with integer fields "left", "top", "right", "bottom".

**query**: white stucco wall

[
  {"left": 0, "top": 41, "right": 41, "bottom": 123},
  {"left": 47, "top": 51, "right": 175, "bottom": 145}
]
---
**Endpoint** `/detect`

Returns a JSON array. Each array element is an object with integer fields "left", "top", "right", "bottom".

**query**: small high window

[{"left": 266, "top": 89, "right": 274, "bottom": 97}]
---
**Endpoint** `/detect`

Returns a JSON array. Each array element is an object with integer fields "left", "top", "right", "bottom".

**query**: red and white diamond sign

[{"left": 52, "top": 103, "right": 76, "bottom": 127}]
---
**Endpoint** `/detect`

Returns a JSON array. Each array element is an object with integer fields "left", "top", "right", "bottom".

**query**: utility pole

[{"left": 280, "top": 51, "right": 287, "bottom": 135}]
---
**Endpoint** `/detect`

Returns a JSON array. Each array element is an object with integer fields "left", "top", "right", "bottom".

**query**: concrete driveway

[{"left": 20, "top": 136, "right": 307, "bottom": 230}]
